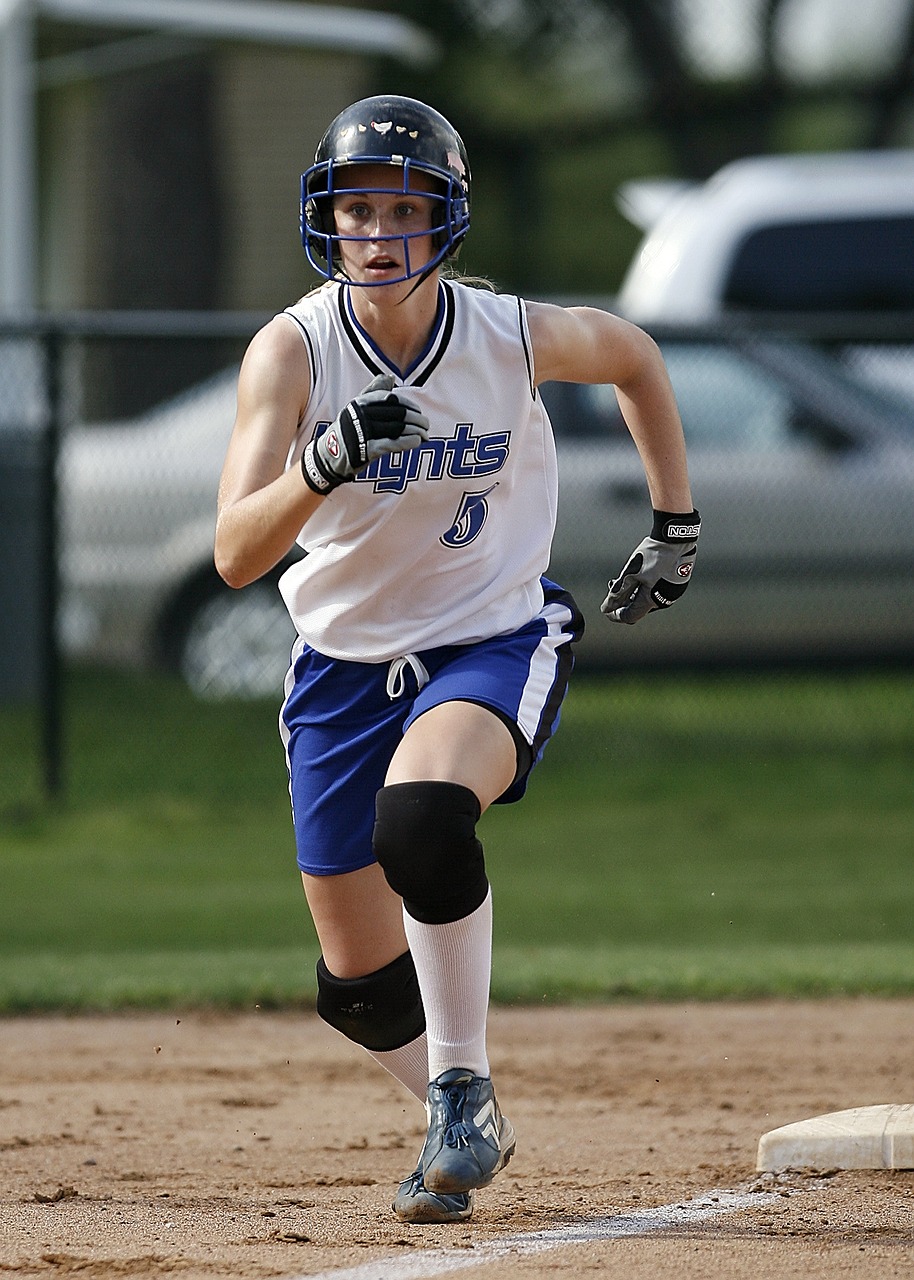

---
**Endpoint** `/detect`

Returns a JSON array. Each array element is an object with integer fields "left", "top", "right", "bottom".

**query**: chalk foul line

[{"left": 286, "top": 1186, "right": 778, "bottom": 1280}]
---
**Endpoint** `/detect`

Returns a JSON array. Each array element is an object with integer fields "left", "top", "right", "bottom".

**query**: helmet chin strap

[
  {"left": 335, "top": 264, "right": 438, "bottom": 305},
  {"left": 397, "top": 261, "right": 441, "bottom": 303}
]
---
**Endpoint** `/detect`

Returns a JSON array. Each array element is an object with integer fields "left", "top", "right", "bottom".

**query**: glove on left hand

[{"left": 601, "top": 509, "right": 700, "bottom": 625}]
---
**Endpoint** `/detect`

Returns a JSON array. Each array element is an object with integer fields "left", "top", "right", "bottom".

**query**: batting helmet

[{"left": 301, "top": 95, "right": 471, "bottom": 286}]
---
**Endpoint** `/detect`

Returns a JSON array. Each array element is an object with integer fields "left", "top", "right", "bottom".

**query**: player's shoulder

[
  {"left": 448, "top": 275, "right": 512, "bottom": 306},
  {"left": 237, "top": 312, "right": 311, "bottom": 402},
  {"left": 282, "top": 279, "right": 340, "bottom": 323},
  {"left": 447, "top": 276, "right": 526, "bottom": 330}
]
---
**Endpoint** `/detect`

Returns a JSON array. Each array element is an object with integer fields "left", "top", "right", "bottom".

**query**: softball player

[{"left": 215, "top": 95, "right": 698, "bottom": 1224}]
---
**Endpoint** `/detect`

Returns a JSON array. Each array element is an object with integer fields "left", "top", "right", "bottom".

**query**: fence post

[{"left": 39, "top": 327, "right": 63, "bottom": 799}]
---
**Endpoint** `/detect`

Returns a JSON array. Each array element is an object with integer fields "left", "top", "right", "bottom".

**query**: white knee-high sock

[
  {"left": 366, "top": 1032, "right": 429, "bottom": 1103},
  {"left": 402, "top": 888, "right": 492, "bottom": 1081}
]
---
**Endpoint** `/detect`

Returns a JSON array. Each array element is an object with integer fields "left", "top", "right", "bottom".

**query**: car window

[
  {"left": 842, "top": 345, "right": 914, "bottom": 419},
  {"left": 543, "top": 344, "right": 802, "bottom": 452},
  {"left": 661, "top": 345, "right": 798, "bottom": 450},
  {"left": 724, "top": 216, "right": 914, "bottom": 312}
]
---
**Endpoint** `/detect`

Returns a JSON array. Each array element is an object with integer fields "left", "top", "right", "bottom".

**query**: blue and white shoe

[
  {"left": 419, "top": 1068, "right": 516, "bottom": 1195},
  {"left": 393, "top": 1168, "right": 475, "bottom": 1223}
]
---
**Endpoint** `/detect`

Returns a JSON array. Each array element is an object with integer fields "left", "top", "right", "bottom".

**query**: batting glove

[
  {"left": 601, "top": 509, "right": 700, "bottom": 625},
  {"left": 301, "top": 373, "right": 429, "bottom": 494}
]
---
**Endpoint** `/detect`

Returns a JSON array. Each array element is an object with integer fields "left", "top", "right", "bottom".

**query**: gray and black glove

[
  {"left": 601, "top": 509, "right": 700, "bottom": 624},
  {"left": 301, "top": 373, "right": 429, "bottom": 494}
]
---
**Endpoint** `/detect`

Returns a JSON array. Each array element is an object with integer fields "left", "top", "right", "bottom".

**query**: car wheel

[{"left": 177, "top": 580, "right": 297, "bottom": 700}]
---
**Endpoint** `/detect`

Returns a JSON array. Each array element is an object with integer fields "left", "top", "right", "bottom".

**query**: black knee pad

[
  {"left": 372, "top": 780, "right": 489, "bottom": 925},
  {"left": 315, "top": 950, "right": 425, "bottom": 1052}
]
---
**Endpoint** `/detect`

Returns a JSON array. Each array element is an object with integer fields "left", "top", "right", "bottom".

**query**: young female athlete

[{"left": 214, "top": 95, "right": 699, "bottom": 1224}]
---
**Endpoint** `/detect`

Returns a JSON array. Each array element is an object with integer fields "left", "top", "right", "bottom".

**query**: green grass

[{"left": 1, "top": 666, "right": 913, "bottom": 1010}]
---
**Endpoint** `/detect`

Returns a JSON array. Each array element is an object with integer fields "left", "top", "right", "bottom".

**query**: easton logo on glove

[
  {"left": 651, "top": 510, "right": 701, "bottom": 543},
  {"left": 667, "top": 522, "right": 700, "bottom": 540}
]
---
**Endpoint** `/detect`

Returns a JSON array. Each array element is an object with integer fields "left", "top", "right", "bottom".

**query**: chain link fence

[{"left": 1, "top": 310, "right": 913, "bottom": 802}]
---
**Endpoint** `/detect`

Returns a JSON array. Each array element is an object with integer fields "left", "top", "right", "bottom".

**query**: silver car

[
  {"left": 58, "top": 331, "right": 914, "bottom": 695},
  {"left": 543, "top": 335, "right": 914, "bottom": 668},
  {"left": 59, "top": 368, "right": 298, "bottom": 699}
]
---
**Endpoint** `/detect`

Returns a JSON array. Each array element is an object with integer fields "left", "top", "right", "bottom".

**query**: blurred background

[
  {"left": 1, "top": 0, "right": 912, "bottom": 1007},
  {"left": 6, "top": 0, "right": 914, "bottom": 312}
]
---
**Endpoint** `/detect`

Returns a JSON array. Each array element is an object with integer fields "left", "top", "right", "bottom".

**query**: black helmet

[{"left": 301, "top": 95, "right": 471, "bottom": 285}]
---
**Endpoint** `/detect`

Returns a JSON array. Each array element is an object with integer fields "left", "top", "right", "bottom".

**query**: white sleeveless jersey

[{"left": 278, "top": 279, "right": 558, "bottom": 662}]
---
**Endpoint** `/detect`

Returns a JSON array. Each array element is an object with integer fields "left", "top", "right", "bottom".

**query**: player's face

[{"left": 331, "top": 165, "right": 439, "bottom": 287}]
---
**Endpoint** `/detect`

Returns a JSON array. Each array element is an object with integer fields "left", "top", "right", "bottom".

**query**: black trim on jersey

[
  {"left": 403, "top": 285, "right": 446, "bottom": 380},
  {"left": 282, "top": 308, "right": 318, "bottom": 388},
  {"left": 335, "top": 282, "right": 456, "bottom": 386},
  {"left": 516, "top": 295, "right": 536, "bottom": 400},
  {"left": 411, "top": 282, "right": 456, "bottom": 387},
  {"left": 336, "top": 288, "right": 387, "bottom": 379}
]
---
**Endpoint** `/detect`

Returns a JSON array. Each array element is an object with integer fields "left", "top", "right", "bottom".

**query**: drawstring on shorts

[{"left": 386, "top": 653, "right": 430, "bottom": 699}]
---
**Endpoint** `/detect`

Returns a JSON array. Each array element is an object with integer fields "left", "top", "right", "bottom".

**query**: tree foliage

[{"left": 381, "top": 0, "right": 914, "bottom": 292}]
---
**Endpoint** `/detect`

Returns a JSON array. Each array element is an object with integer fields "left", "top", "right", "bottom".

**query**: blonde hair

[{"left": 441, "top": 264, "right": 498, "bottom": 291}]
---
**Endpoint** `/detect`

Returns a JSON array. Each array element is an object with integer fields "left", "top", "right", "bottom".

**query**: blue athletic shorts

[{"left": 279, "top": 578, "right": 583, "bottom": 876}]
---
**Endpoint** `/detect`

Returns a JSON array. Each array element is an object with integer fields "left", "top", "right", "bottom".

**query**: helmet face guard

[{"left": 301, "top": 97, "right": 471, "bottom": 287}]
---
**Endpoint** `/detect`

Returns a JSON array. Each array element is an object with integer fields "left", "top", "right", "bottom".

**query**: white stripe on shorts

[{"left": 515, "top": 598, "right": 576, "bottom": 746}]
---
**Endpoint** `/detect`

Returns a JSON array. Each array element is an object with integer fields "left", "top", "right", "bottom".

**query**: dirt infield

[{"left": 1, "top": 999, "right": 912, "bottom": 1279}]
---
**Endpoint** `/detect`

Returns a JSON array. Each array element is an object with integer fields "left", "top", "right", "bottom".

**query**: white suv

[{"left": 615, "top": 149, "right": 914, "bottom": 324}]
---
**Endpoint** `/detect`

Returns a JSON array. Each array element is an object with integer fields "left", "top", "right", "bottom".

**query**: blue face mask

[{"left": 301, "top": 157, "right": 470, "bottom": 287}]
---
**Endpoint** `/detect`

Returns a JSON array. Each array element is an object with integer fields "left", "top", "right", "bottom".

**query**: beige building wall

[
  {"left": 39, "top": 79, "right": 100, "bottom": 310},
  {"left": 37, "top": 46, "right": 373, "bottom": 312},
  {"left": 214, "top": 47, "right": 367, "bottom": 311}
]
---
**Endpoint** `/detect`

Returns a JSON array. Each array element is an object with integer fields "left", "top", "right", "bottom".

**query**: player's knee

[
  {"left": 372, "top": 781, "right": 489, "bottom": 924},
  {"left": 315, "top": 950, "right": 425, "bottom": 1051}
]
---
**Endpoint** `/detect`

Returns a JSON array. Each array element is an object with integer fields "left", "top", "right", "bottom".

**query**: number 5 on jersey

[{"left": 440, "top": 485, "right": 499, "bottom": 548}]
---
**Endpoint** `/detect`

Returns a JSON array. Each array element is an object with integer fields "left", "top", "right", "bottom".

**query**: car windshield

[
  {"left": 841, "top": 345, "right": 914, "bottom": 420},
  {"left": 661, "top": 345, "right": 797, "bottom": 449},
  {"left": 548, "top": 343, "right": 804, "bottom": 452}
]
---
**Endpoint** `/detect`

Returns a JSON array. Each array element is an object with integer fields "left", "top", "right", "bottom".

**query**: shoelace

[
  {"left": 386, "top": 653, "right": 429, "bottom": 699},
  {"left": 441, "top": 1082, "right": 474, "bottom": 1149}
]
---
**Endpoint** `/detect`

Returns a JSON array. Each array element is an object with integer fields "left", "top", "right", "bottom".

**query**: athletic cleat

[
  {"left": 393, "top": 1168, "right": 475, "bottom": 1223},
  {"left": 419, "top": 1068, "right": 516, "bottom": 1195}
]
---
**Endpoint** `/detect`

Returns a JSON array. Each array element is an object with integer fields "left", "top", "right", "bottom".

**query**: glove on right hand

[{"left": 301, "top": 373, "right": 429, "bottom": 494}]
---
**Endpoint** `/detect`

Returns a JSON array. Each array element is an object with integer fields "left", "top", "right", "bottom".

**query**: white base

[{"left": 757, "top": 1103, "right": 914, "bottom": 1171}]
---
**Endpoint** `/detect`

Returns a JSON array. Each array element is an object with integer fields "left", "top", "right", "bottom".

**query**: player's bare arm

[
  {"left": 526, "top": 300, "right": 692, "bottom": 513},
  {"left": 527, "top": 299, "right": 699, "bottom": 626},
  {"left": 215, "top": 317, "right": 318, "bottom": 589}
]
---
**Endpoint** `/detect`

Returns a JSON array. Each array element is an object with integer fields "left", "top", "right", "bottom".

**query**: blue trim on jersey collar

[{"left": 341, "top": 283, "right": 447, "bottom": 381}]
